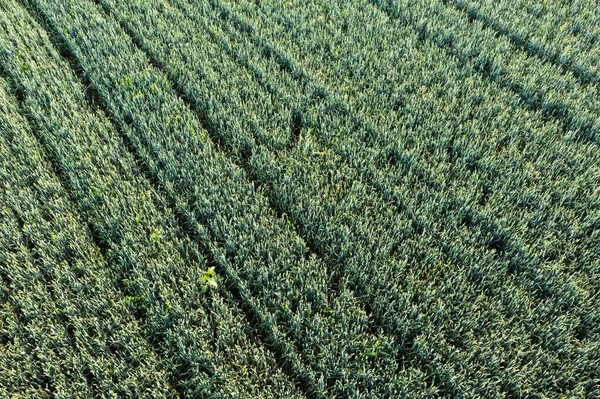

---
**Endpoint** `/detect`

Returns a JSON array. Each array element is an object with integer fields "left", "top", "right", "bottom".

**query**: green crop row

[
  {"left": 0, "top": 76, "right": 170, "bottom": 398},
  {"left": 83, "top": 0, "right": 600, "bottom": 396},
  {"left": 28, "top": 0, "right": 451, "bottom": 395},
  {"left": 0, "top": 2, "right": 301, "bottom": 397},
  {"left": 371, "top": 0, "right": 600, "bottom": 141},
  {"left": 99, "top": 0, "right": 445, "bottom": 395},
  {"left": 20, "top": 0, "right": 370, "bottom": 396},
  {"left": 117, "top": 0, "right": 600, "bottom": 395},
  {"left": 94, "top": 0, "right": 504, "bottom": 395},
  {"left": 217, "top": 0, "right": 600, "bottom": 274},
  {"left": 207, "top": 0, "right": 596, "bottom": 304},
  {"left": 442, "top": 0, "right": 600, "bottom": 84},
  {"left": 206, "top": 2, "right": 600, "bottom": 394},
  {"left": 2, "top": 0, "right": 599, "bottom": 397}
]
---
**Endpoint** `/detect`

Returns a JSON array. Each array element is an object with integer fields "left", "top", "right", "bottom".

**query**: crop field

[{"left": 0, "top": 0, "right": 599, "bottom": 397}]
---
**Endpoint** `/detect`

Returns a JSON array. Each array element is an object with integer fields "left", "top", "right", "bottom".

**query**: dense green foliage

[{"left": 1, "top": 0, "right": 599, "bottom": 398}]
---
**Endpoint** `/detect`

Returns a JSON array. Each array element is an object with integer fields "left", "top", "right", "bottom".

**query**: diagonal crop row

[
  {"left": 20, "top": 0, "right": 397, "bottom": 396},
  {"left": 96, "top": 1, "right": 444, "bottom": 395},
  {"left": 440, "top": 0, "right": 600, "bottom": 87},
  {"left": 216, "top": 0, "right": 600, "bottom": 281},
  {"left": 0, "top": 3, "right": 304, "bottom": 398},
  {"left": 94, "top": 0, "right": 600, "bottom": 396},
  {"left": 136, "top": 0, "right": 600, "bottom": 306},
  {"left": 201, "top": 0, "right": 600, "bottom": 316},
  {"left": 154, "top": 1, "right": 596, "bottom": 396},
  {"left": 0, "top": 76, "right": 172, "bottom": 398},
  {"left": 216, "top": 0, "right": 600, "bottom": 354},
  {"left": 34, "top": 0, "right": 473, "bottom": 395},
  {"left": 370, "top": 0, "right": 600, "bottom": 144},
  {"left": 7, "top": 0, "right": 600, "bottom": 396},
  {"left": 95, "top": 0, "right": 513, "bottom": 395}
]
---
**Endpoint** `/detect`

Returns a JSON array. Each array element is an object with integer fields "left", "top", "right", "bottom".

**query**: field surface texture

[{"left": 0, "top": 0, "right": 599, "bottom": 398}]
